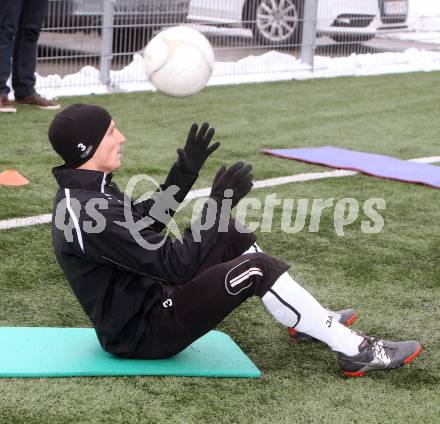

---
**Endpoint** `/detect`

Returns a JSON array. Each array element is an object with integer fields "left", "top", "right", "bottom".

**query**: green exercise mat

[{"left": 0, "top": 327, "right": 261, "bottom": 378}]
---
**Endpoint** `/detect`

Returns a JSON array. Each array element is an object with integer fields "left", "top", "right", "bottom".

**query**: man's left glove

[{"left": 176, "top": 122, "right": 220, "bottom": 175}]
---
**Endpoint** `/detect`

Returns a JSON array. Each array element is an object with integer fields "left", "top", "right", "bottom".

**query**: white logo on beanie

[{"left": 77, "top": 143, "right": 86, "bottom": 152}]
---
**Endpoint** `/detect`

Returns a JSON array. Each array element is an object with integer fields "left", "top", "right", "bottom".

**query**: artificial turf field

[{"left": 0, "top": 71, "right": 439, "bottom": 423}]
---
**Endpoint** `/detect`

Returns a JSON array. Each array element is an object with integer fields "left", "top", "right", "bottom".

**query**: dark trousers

[
  {"left": 128, "top": 220, "right": 290, "bottom": 359},
  {"left": 0, "top": 0, "right": 48, "bottom": 98}
]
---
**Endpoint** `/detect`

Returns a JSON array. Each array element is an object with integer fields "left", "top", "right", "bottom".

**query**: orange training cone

[{"left": 0, "top": 169, "right": 30, "bottom": 186}]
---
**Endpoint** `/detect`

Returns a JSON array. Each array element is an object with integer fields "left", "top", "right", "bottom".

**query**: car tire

[
  {"left": 248, "top": 0, "right": 304, "bottom": 47},
  {"left": 330, "top": 34, "right": 374, "bottom": 44}
]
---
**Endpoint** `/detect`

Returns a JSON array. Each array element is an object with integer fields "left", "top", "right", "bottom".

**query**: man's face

[{"left": 90, "top": 120, "right": 126, "bottom": 173}]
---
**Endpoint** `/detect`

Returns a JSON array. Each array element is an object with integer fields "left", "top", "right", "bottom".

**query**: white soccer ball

[{"left": 143, "top": 26, "right": 215, "bottom": 97}]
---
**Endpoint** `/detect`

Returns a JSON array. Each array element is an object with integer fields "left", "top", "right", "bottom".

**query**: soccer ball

[{"left": 143, "top": 26, "right": 215, "bottom": 97}]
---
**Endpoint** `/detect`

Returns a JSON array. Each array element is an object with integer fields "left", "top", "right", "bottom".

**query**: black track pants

[{"left": 130, "top": 220, "right": 290, "bottom": 359}]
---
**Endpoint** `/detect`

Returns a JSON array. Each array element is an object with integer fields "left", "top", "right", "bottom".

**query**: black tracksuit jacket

[{"left": 51, "top": 163, "right": 224, "bottom": 356}]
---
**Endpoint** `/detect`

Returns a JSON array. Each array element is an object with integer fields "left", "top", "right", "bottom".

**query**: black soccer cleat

[
  {"left": 337, "top": 336, "right": 423, "bottom": 377},
  {"left": 288, "top": 309, "right": 358, "bottom": 344}
]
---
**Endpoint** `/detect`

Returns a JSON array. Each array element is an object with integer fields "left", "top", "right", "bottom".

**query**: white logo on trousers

[{"left": 162, "top": 298, "right": 173, "bottom": 308}]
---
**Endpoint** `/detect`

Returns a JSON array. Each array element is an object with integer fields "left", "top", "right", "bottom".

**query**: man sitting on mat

[{"left": 48, "top": 104, "right": 422, "bottom": 377}]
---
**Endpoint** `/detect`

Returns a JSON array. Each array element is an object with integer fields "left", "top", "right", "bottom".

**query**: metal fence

[{"left": 35, "top": 0, "right": 440, "bottom": 97}]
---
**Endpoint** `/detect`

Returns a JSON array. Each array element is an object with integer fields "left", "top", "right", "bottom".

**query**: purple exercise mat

[{"left": 262, "top": 146, "right": 440, "bottom": 189}]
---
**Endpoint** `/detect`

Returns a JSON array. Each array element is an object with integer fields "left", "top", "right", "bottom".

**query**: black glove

[
  {"left": 177, "top": 122, "right": 220, "bottom": 175},
  {"left": 210, "top": 162, "right": 253, "bottom": 208}
]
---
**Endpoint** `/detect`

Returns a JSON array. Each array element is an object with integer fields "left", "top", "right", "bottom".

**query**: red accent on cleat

[
  {"left": 342, "top": 370, "right": 365, "bottom": 377},
  {"left": 288, "top": 327, "right": 297, "bottom": 337},
  {"left": 345, "top": 312, "right": 358, "bottom": 326},
  {"left": 403, "top": 344, "right": 423, "bottom": 364}
]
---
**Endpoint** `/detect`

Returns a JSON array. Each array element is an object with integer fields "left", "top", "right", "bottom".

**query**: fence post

[
  {"left": 100, "top": 0, "right": 115, "bottom": 85},
  {"left": 300, "top": 0, "right": 318, "bottom": 70}
]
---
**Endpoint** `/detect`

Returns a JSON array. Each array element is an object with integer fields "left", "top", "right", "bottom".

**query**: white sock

[
  {"left": 262, "top": 273, "right": 363, "bottom": 356},
  {"left": 245, "top": 244, "right": 362, "bottom": 356}
]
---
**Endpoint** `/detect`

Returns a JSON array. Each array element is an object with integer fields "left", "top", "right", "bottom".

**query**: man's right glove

[
  {"left": 176, "top": 122, "right": 219, "bottom": 175},
  {"left": 210, "top": 162, "right": 253, "bottom": 208}
]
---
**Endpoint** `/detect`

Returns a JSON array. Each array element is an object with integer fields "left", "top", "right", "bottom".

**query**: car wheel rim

[{"left": 256, "top": 0, "right": 298, "bottom": 42}]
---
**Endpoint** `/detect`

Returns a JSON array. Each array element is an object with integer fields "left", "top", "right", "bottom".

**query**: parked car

[
  {"left": 187, "top": 0, "right": 408, "bottom": 46},
  {"left": 44, "top": 0, "right": 191, "bottom": 52}
]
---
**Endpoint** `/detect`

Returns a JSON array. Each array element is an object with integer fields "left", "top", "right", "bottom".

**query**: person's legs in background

[
  {"left": 12, "top": 0, "right": 47, "bottom": 99},
  {"left": 12, "top": 0, "right": 60, "bottom": 109},
  {"left": 0, "top": 0, "right": 23, "bottom": 112}
]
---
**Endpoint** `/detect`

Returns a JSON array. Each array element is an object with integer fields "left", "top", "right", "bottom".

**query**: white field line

[
  {"left": 1, "top": 155, "right": 439, "bottom": 231},
  {"left": 0, "top": 213, "right": 53, "bottom": 231},
  {"left": 409, "top": 156, "right": 440, "bottom": 163}
]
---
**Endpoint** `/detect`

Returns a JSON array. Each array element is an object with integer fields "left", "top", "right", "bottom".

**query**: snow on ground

[
  {"left": 384, "top": 31, "right": 440, "bottom": 44},
  {"left": 36, "top": 47, "right": 440, "bottom": 99}
]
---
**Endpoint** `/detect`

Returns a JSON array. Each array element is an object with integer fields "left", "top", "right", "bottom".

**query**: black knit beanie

[{"left": 48, "top": 104, "right": 112, "bottom": 168}]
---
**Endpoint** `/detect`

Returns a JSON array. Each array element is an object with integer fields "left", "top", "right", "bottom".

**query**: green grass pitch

[{"left": 0, "top": 72, "right": 439, "bottom": 423}]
